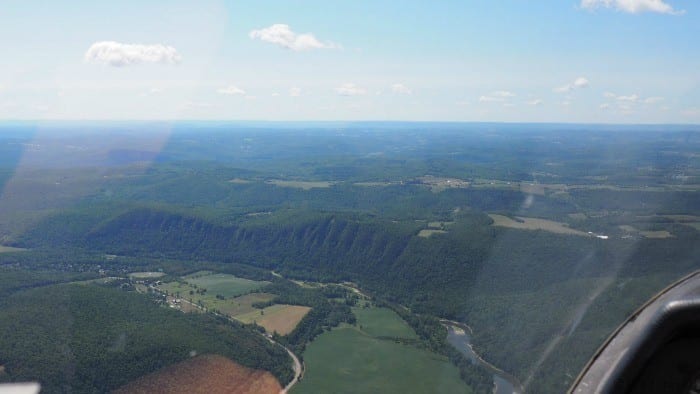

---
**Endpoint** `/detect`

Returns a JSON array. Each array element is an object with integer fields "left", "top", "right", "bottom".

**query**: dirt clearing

[
  {"left": 236, "top": 304, "right": 311, "bottom": 335},
  {"left": 112, "top": 354, "right": 281, "bottom": 394}
]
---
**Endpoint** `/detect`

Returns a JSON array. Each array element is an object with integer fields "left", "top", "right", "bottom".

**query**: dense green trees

[{"left": 0, "top": 283, "right": 293, "bottom": 392}]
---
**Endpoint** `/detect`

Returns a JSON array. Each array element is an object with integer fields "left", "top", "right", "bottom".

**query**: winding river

[{"left": 442, "top": 321, "right": 524, "bottom": 394}]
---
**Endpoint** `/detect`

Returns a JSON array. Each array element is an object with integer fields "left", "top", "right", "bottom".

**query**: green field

[
  {"left": 184, "top": 272, "right": 269, "bottom": 298},
  {"left": 417, "top": 229, "right": 447, "bottom": 238},
  {"left": 294, "top": 305, "right": 469, "bottom": 393},
  {"left": 266, "top": 180, "right": 334, "bottom": 190},
  {"left": 351, "top": 307, "right": 417, "bottom": 339},
  {"left": 128, "top": 272, "right": 165, "bottom": 279},
  {"left": 218, "top": 292, "right": 276, "bottom": 317},
  {"left": 292, "top": 326, "right": 470, "bottom": 394}
]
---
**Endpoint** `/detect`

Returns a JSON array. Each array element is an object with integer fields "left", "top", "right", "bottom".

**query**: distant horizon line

[{"left": 0, "top": 119, "right": 699, "bottom": 127}]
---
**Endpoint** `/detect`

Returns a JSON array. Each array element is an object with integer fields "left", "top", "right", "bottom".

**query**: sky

[{"left": 0, "top": 0, "right": 699, "bottom": 123}]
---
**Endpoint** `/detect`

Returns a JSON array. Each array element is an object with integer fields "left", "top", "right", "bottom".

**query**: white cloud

[
  {"left": 456, "top": 100, "right": 470, "bottom": 106},
  {"left": 289, "top": 87, "right": 302, "bottom": 97},
  {"left": 335, "top": 83, "right": 366, "bottom": 96},
  {"left": 391, "top": 83, "right": 412, "bottom": 95},
  {"left": 492, "top": 90, "right": 516, "bottom": 98},
  {"left": 217, "top": 85, "right": 246, "bottom": 96},
  {"left": 271, "top": 92, "right": 281, "bottom": 97},
  {"left": 479, "top": 90, "right": 515, "bottom": 103},
  {"left": 84, "top": 41, "right": 181, "bottom": 67},
  {"left": 580, "top": 0, "right": 683, "bottom": 15},
  {"left": 574, "top": 77, "right": 590, "bottom": 88},
  {"left": 600, "top": 103, "right": 611, "bottom": 109},
  {"left": 682, "top": 107, "right": 700, "bottom": 117},
  {"left": 554, "top": 77, "right": 589, "bottom": 93},
  {"left": 181, "top": 101, "right": 216, "bottom": 110},
  {"left": 479, "top": 96, "right": 501, "bottom": 102},
  {"left": 140, "top": 88, "right": 161, "bottom": 96},
  {"left": 527, "top": 99, "right": 543, "bottom": 106},
  {"left": 249, "top": 24, "right": 339, "bottom": 51},
  {"left": 604, "top": 92, "right": 664, "bottom": 105},
  {"left": 644, "top": 96, "right": 664, "bottom": 104},
  {"left": 616, "top": 94, "right": 639, "bottom": 102}
]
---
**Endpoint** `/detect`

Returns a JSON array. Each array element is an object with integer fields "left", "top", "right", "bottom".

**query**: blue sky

[{"left": 0, "top": 0, "right": 698, "bottom": 123}]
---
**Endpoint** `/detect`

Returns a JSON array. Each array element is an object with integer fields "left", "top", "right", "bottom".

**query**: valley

[{"left": 1, "top": 123, "right": 699, "bottom": 393}]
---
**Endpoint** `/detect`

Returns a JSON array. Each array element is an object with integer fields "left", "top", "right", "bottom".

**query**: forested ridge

[{"left": 13, "top": 203, "right": 700, "bottom": 392}]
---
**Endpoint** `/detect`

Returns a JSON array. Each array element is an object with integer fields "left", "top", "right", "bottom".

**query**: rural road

[
  {"left": 278, "top": 343, "right": 302, "bottom": 394},
  {"left": 147, "top": 286, "right": 304, "bottom": 393}
]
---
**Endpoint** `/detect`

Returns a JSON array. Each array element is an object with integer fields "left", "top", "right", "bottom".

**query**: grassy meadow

[{"left": 293, "top": 306, "right": 470, "bottom": 394}]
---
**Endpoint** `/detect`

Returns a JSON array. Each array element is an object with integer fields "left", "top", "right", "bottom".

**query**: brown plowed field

[{"left": 113, "top": 354, "right": 282, "bottom": 394}]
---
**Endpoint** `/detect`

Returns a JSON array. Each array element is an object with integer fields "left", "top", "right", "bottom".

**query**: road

[{"left": 279, "top": 345, "right": 302, "bottom": 394}]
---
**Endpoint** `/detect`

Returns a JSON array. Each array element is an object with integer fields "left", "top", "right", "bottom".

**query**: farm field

[
  {"left": 293, "top": 326, "right": 469, "bottom": 394},
  {"left": 293, "top": 305, "right": 469, "bottom": 393},
  {"left": 218, "top": 292, "right": 276, "bottom": 317},
  {"left": 0, "top": 245, "right": 27, "bottom": 253},
  {"left": 157, "top": 272, "right": 270, "bottom": 314},
  {"left": 185, "top": 271, "right": 269, "bottom": 298},
  {"left": 684, "top": 223, "right": 700, "bottom": 231},
  {"left": 235, "top": 304, "right": 311, "bottom": 335},
  {"left": 640, "top": 230, "right": 674, "bottom": 239},
  {"left": 113, "top": 354, "right": 282, "bottom": 394},
  {"left": 351, "top": 306, "right": 417, "bottom": 339},
  {"left": 266, "top": 180, "right": 333, "bottom": 190},
  {"left": 418, "top": 229, "right": 447, "bottom": 238},
  {"left": 488, "top": 214, "right": 589, "bottom": 236},
  {"left": 428, "top": 221, "right": 454, "bottom": 229},
  {"left": 619, "top": 225, "right": 675, "bottom": 239},
  {"left": 128, "top": 271, "right": 165, "bottom": 279}
]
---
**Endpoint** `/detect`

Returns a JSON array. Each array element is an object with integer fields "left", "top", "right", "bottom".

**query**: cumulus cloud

[
  {"left": 554, "top": 77, "right": 589, "bottom": 93},
  {"left": 271, "top": 92, "right": 281, "bottom": 97},
  {"left": 84, "top": 41, "right": 181, "bottom": 67},
  {"left": 217, "top": 85, "right": 246, "bottom": 96},
  {"left": 682, "top": 107, "right": 700, "bottom": 117},
  {"left": 527, "top": 99, "right": 543, "bottom": 106},
  {"left": 249, "top": 24, "right": 339, "bottom": 51},
  {"left": 644, "top": 96, "right": 664, "bottom": 104},
  {"left": 493, "top": 90, "right": 516, "bottom": 98},
  {"left": 289, "top": 87, "right": 302, "bottom": 97},
  {"left": 580, "top": 0, "right": 683, "bottom": 14},
  {"left": 391, "top": 83, "right": 412, "bottom": 95},
  {"left": 479, "top": 90, "right": 516, "bottom": 102},
  {"left": 598, "top": 92, "right": 661, "bottom": 114},
  {"left": 180, "top": 101, "right": 216, "bottom": 111},
  {"left": 140, "top": 88, "right": 161, "bottom": 97},
  {"left": 616, "top": 94, "right": 639, "bottom": 102},
  {"left": 335, "top": 83, "right": 366, "bottom": 96},
  {"left": 604, "top": 92, "right": 663, "bottom": 105}
]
